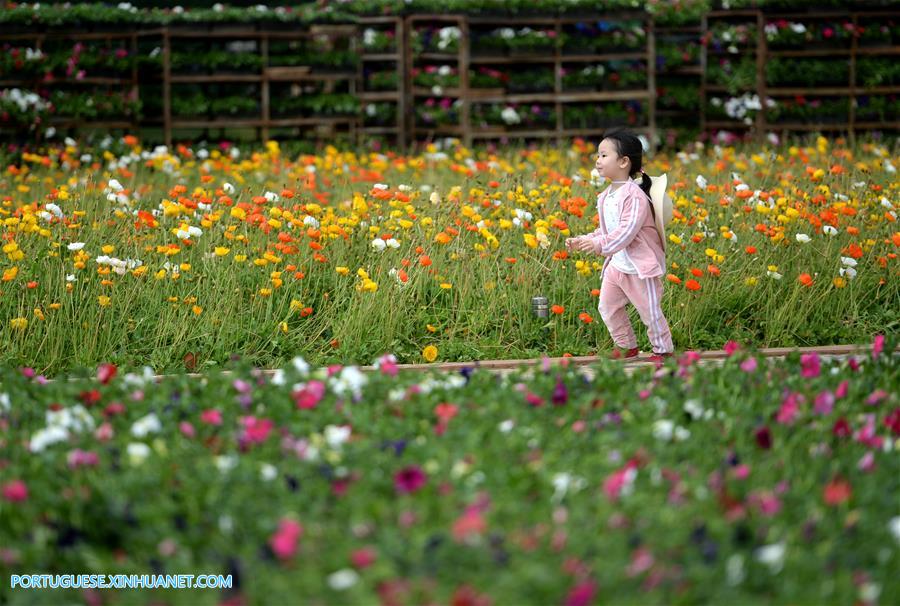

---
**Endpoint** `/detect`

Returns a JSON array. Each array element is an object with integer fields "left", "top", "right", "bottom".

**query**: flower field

[
  {"left": 0, "top": 136, "right": 898, "bottom": 374},
  {"left": 1, "top": 339, "right": 898, "bottom": 604}
]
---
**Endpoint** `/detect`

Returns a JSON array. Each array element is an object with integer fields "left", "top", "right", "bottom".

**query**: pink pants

[{"left": 598, "top": 266, "right": 674, "bottom": 354}]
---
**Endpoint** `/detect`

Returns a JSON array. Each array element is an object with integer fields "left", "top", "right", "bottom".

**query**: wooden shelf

[
  {"left": 768, "top": 48, "right": 851, "bottom": 57},
  {"left": 171, "top": 116, "right": 357, "bottom": 129},
  {"left": 171, "top": 74, "right": 261, "bottom": 83},
  {"left": 0, "top": 77, "right": 134, "bottom": 86},
  {"left": 412, "top": 87, "right": 464, "bottom": 97},
  {"left": 705, "top": 121, "right": 754, "bottom": 129},
  {"left": 417, "top": 53, "right": 459, "bottom": 61},
  {"left": 469, "top": 52, "right": 646, "bottom": 65},
  {"left": 47, "top": 119, "right": 134, "bottom": 128},
  {"left": 471, "top": 90, "right": 652, "bottom": 103},
  {"left": 766, "top": 123, "right": 851, "bottom": 130},
  {"left": 360, "top": 91, "right": 401, "bottom": 101},
  {"left": 855, "top": 122, "right": 900, "bottom": 129},
  {"left": 362, "top": 126, "right": 400, "bottom": 134},
  {"left": 766, "top": 86, "right": 900, "bottom": 96},
  {"left": 361, "top": 53, "right": 401, "bottom": 61}
]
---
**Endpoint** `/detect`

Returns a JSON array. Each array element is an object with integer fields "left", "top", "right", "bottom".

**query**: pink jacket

[{"left": 578, "top": 180, "right": 666, "bottom": 281}]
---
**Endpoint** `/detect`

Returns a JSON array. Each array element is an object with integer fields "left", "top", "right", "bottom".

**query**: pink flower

[
  {"left": 724, "top": 340, "right": 741, "bottom": 356},
  {"left": 377, "top": 354, "right": 398, "bottom": 377},
  {"left": 292, "top": 381, "right": 325, "bottom": 410},
  {"left": 603, "top": 461, "right": 638, "bottom": 502},
  {"left": 835, "top": 380, "right": 849, "bottom": 399},
  {"left": 350, "top": 547, "right": 377, "bottom": 569},
  {"left": 857, "top": 451, "right": 875, "bottom": 473},
  {"left": 866, "top": 389, "right": 888, "bottom": 406},
  {"left": 564, "top": 580, "right": 597, "bottom": 606},
  {"left": 95, "top": 422, "right": 114, "bottom": 441},
  {"left": 776, "top": 392, "right": 803, "bottom": 425},
  {"left": 179, "top": 421, "right": 195, "bottom": 438},
  {"left": 740, "top": 357, "right": 758, "bottom": 373},
  {"left": 732, "top": 464, "right": 750, "bottom": 480},
  {"left": 452, "top": 507, "right": 487, "bottom": 542},
  {"left": 269, "top": 518, "right": 303, "bottom": 561},
  {"left": 232, "top": 379, "right": 252, "bottom": 394},
  {"left": 872, "top": 334, "right": 885, "bottom": 359},
  {"left": 239, "top": 416, "right": 274, "bottom": 445},
  {"left": 814, "top": 390, "right": 835, "bottom": 415},
  {"left": 525, "top": 392, "right": 544, "bottom": 407},
  {"left": 67, "top": 449, "right": 99, "bottom": 469},
  {"left": 750, "top": 491, "right": 781, "bottom": 517},
  {"left": 200, "top": 408, "right": 222, "bottom": 426},
  {"left": 394, "top": 465, "right": 427, "bottom": 494},
  {"left": 2, "top": 480, "right": 28, "bottom": 502},
  {"left": 800, "top": 353, "right": 820, "bottom": 378}
]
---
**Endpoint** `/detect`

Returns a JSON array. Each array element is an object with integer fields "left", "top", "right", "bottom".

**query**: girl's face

[{"left": 595, "top": 139, "right": 631, "bottom": 180}]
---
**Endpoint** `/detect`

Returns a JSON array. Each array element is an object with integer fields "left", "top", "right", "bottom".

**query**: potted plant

[
  {"left": 507, "top": 69, "right": 555, "bottom": 94},
  {"left": 364, "top": 102, "right": 397, "bottom": 127},
  {"left": 506, "top": 28, "right": 558, "bottom": 57}
]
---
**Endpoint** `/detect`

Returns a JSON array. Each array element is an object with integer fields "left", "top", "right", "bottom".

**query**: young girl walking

[{"left": 565, "top": 128, "right": 674, "bottom": 362}]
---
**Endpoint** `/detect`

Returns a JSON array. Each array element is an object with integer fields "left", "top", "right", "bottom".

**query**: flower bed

[{"left": 1, "top": 338, "right": 897, "bottom": 604}]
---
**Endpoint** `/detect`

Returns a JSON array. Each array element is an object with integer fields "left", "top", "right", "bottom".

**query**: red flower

[
  {"left": 97, "top": 363, "right": 117, "bottom": 385},
  {"left": 823, "top": 478, "right": 852, "bottom": 506},
  {"left": 2, "top": 480, "right": 28, "bottom": 502},
  {"left": 754, "top": 426, "right": 772, "bottom": 449},
  {"left": 394, "top": 465, "right": 427, "bottom": 494},
  {"left": 883, "top": 408, "right": 900, "bottom": 436},
  {"left": 832, "top": 417, "right": 852, "bottom": 438}
]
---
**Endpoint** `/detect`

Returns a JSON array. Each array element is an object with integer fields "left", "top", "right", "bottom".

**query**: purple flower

[
  {"left": 814, "top": 391, "right": 835, "bottom": 415},
  {"left": 394, "top": 466, "right": 427, "bottom": 494},
  {"left": 552, "top": 378, "right": 568, "bottom": 406}
]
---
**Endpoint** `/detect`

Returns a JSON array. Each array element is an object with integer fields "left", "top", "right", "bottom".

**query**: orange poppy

[
  {"left": 685, "top": 279, "right": 701, "bottom": 291},
  {"left": 551, "top": 304, "right": 565, "bottom": 315},
  {"left": 798, "top": 273, "right": 814, "bottom": 287}
]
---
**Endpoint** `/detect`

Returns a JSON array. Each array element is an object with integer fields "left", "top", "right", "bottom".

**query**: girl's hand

[{"left": 571, "top": 239, "right": 594, "bottom": 253}]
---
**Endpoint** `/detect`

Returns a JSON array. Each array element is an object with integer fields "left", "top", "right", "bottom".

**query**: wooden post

[
  {"left": 261, "top": 33, "right": 269, "bottom": 142},
  {"left": 460, "top": 15, "right": 471, "bottom": 148}
]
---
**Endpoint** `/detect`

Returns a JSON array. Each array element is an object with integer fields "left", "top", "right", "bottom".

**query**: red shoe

[
  {"left": 610, "top": 347, "right": 639, "bottom": 360},
  {"left": 647, "top": 352, "right": 673, "bottom": 364}
]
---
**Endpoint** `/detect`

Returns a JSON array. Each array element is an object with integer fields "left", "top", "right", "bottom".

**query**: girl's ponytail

[{"left": 636, "top": 169, "right": 652, "bottom": 200}]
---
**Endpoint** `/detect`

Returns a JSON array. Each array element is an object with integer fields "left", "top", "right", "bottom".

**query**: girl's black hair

[{"left": 602, "top": 127, "right": 652, "bottom": 199}]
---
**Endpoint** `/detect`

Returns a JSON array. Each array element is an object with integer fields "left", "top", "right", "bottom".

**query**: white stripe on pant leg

[{"left": 646, "top": 277, "right": 661, "bottom": 353}]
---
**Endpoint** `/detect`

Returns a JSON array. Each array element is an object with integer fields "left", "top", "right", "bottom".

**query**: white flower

[
  {"left": 501, "top": 106, "right": 521, "bottom": 125},
  {"left": 755, "top": 542, "right": 786, "bottom": 573},
  {"left": 767, "top": 270, "right": 783, "bottom": 280},
  {"left": 795, "top": 233, "right": 810, "bottom": 243},
  {"left": 324, "top": 425, "right": 351, "bottom": 449},
  {"left": 127, "top": 442, "right": 151, "bottom": 466},
  {"left": 223, "top": 182, "right": 235, "bottom": 194},
  {"left": 840, "top": 266, "right": 857, "bottom": 280},
  {"left": 66, "top": 274, "right": 77, "bottom": 282},
  {"left": 889, "top": 516, "right": 900, "bottom": 544},
  {"left": 371, "top": 238, "right": 386, "bottom": 252},
  {"left": 67, "top": 242, "right": 85, "bottom": 251},
  {"left": 385, "top": 238, "right": 400, "bottom": 249},
  {"left": 695, "top": 175, "right": 708, "bottom": 189},
  {"left": 131, "top": 413, "right": 162, "bottom": 437},
  {"left": 29, "top": 426, "right": 69, "bottom": 452},
  {"left": 291, "top": 356, "right": 310, "bottom": 375},
  {"left": 303, "top": 215, "right": 319, "bottom": 229},
  {"left": 823, "top": 225, "right": 838, "bottom": 236},
  {"left": 498, "top": 419, "right": 515, "bottom": 433},
  {"left": 0, "top": 392, "right": 9, "bottom": 412},
  {"left": 726, "top": 554, "right": 745, "bottom": 586},
  {"left": 214, "top": 455, "right": 238, "bottom": 472},
  {"left": 674, "top": 426, "right": 691, "bottom": 441},
  {"left": 880, "top": 197, "right": 894, "bottom": 210},
  {"left": 373, "top": 183, "right": 389, "bottom": 190},
  {"left": 264, "top": 191, "right": 280, "bottom": 203},
  {"left": 260, "top": 463, "right": 278, "bottom": 481},
  {"left": 108, "top": 178, "right": 123, "bottom": 192},
  {"left": 429, "top": 191, "right": 441, "bottom": 204},
  {"left": 329, "top": 366, "right": 367, "bottom": 400},
  {"left": 327, "top": 569, "right": 359, "bottom": 591},
  {"left": 840, "top": 256, "right": 858, "bottom": 267},
  {"left": 45, "top": 203, "right": 63, "bottom": 218},
  {"left": 652, "top": 419, "right": 674, "bottom": 441}
]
